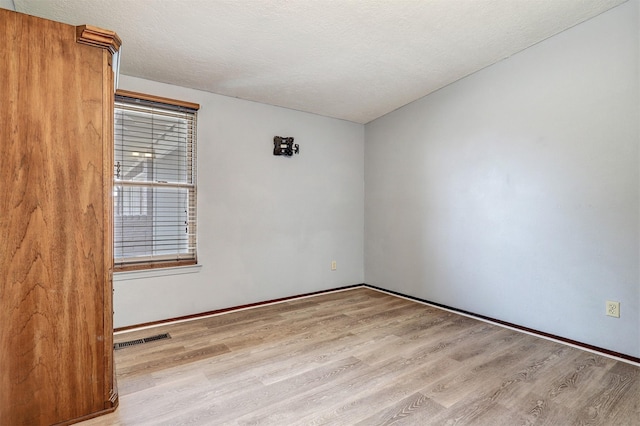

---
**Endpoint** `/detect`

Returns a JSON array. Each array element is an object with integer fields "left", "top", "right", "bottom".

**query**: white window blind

[{"left": 114, "top": 93, "right": 198, "bottom": 269}]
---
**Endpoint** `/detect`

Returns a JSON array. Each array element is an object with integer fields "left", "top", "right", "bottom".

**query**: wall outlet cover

[{"left": 606, "top": 301, "right": 620, "bottom": 318}]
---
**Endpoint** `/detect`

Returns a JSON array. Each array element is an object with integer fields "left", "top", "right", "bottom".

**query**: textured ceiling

[{"left": 13, "top": 0, "right": 626, "bottom": 123}]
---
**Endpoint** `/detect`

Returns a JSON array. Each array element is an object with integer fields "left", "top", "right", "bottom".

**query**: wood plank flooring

[{"left": 80, "top": 288, "right": 640, "bottom": 425}]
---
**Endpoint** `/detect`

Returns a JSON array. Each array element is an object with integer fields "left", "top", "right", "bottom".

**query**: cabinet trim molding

[{"left": 76, "top": 24, "right": 122, "bottom": 54}]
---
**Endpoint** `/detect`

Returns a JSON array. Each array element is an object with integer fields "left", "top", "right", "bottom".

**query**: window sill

[{"left": 113, "top": 264, "right": 202, "bottom": 281}]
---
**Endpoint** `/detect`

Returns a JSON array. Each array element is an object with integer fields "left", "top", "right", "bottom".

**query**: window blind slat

[{"left": 114, "top": 94, "right": 197, "bottom": 268}]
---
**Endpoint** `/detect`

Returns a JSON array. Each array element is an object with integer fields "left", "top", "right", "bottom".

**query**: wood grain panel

[
  {"left": 101, "top": 47, "right": 118, "bottom": 411},
  {"left": 0, "top": 9, "right": 116, "bottom": 425}
]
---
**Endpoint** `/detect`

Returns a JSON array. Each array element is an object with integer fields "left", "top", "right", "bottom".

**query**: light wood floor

[{"left": 81, "top": 288, "right": 639, "bottom": 425}]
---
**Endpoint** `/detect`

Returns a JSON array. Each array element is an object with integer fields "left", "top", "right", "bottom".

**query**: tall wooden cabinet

[{"left": 0, "top": 9, "right": 121, "bottom": 425}]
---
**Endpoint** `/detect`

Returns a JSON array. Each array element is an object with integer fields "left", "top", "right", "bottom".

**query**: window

[{"left": 114, "top": 90, "right": 199, "bottom": 270}]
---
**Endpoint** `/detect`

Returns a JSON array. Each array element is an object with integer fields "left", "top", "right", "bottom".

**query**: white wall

[
  {"left": 114, "top": 76, "right": 364, "bottom": 328},
  {"left": 0, "top": 1, "right": 14, "bottom": 11},
  {"left": 365, "top": 1, "right": 639, "bottom": 357}
]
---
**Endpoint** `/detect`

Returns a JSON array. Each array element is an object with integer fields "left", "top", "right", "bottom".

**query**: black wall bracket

[{"left": 273, "top": 136, "right": 299, "bottom": 156}]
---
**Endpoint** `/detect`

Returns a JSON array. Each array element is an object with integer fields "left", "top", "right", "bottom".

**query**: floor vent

[{"left": 114, "top": 333, "right": 171, "bottom": 350}]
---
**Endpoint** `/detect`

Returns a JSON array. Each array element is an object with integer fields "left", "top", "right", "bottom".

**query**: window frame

[{"left": 113, "top": 90, "right": 199, "bottom": 272}]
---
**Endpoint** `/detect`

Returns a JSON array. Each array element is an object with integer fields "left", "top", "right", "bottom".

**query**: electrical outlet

[
  {"left": 331, "top": 261, "right": 337, "bottom": 271},
  {"left": 606, "top": 301, "right": 620, "bottom": 318}
]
